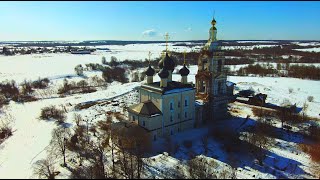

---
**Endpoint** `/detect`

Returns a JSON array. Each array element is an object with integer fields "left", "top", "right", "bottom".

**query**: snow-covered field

[
  {"left": 294, "top": 47, "right": 320, "bottom": 53},
  {"left": 0, "top": 42, "right": 319, "bottom": 179},
  {"left": 0, "top": 43, "right": 201, "bottom": 84}
]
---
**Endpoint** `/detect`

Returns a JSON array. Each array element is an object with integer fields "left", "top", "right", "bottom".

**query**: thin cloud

[
  {"left": 185, "top": 27, "right": 192, "bottom": 32},
  {"left": 142, "top": 29, "right": 157, "bottom": 37}
]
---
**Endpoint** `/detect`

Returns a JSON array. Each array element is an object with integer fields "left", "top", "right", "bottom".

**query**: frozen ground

[
  {"left": 0, "top": 42, "right": 319, "bottom": 179},
  {"left": 294, "top": 47, "right": 320, "bottom": 53},
  {"left": 0, "top": 43, "right": 199, "bottom": 84}
]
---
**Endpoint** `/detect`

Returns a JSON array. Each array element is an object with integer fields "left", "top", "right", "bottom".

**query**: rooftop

[
  {"left": 128, "top": 100, "right": 162, "bottom": 117},
  {"left": 141, "top": 81, "right": 195, "bottom": 94}
]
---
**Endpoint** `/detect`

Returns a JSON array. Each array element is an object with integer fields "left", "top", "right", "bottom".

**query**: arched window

[
  {"left": 185, "top": 97, "right": 189, "bottom": 107},
  {"left": 170, "top": 100, "right": 174, "bottom": 111},
  {"left": 132, "top": 116, "right": 135, "bottom": 121}
]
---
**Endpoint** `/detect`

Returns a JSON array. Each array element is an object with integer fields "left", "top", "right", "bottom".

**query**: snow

[
  {"left": 237, "top": 41, "right": 279, "bottom": 44},
  {"left": 293, "top": 47, "right": 320, "bottom": 52},
  {"left": 0, "top": 42, "right": 319, "bottom": 179},
  {"left": 0, "top": 43, "right": 199, "bottom": 84},
  {"left": 292, "top": 42, "right": 320, "bottom": 46},
  {"left": 0, "top": 81, "right": 141, "bottom": 179},
  {"left": 229, "top": 76, "right": 320, "bottom": 118},
  {"left": 222, "top": 45, "right": 278, "bottom": 50}
]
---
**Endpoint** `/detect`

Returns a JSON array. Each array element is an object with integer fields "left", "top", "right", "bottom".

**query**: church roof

[
  {"left": 158, "top": 67, "right": 169, "bottom": 78},
  {"left": 128, "top": 100, "right": 162, "bottom": 117},
  {"left": 179, "top": 64, "right": 190, "bottom": 76},
  {"left": 145, "top": 65, "right": 155, "bottom": 76},
  {"left": 141, "top": 81, "right": 194, "bottom": 95},
  {"left": 158, "top": 52, "right": 175, "bottom": 71}
]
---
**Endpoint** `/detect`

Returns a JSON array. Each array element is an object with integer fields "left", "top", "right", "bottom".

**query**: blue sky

[{"left": 0, "top": 1, "right": 320, "bottom": 41}]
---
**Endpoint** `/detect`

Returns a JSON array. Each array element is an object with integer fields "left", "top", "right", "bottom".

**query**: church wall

[
  {"left": 140, "top": 88, "right": 162, "bottom": 110},
  {"left": 161, "top": 89, "right": 196, "bottom": 135}
]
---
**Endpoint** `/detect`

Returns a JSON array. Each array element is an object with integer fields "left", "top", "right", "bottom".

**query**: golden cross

[
  {"left": 183, "top": 50, "right": 186, "bottom": 65},
  {"left": 148, "top": 51, "right": 152, "bottom": 64},
  {"left": 164, "top": 32, "right": 170, "bottom": 52}
]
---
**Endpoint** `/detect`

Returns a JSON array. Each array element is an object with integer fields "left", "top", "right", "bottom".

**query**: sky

[{"left": 0, "top": 1, "right": 320, "bottom": 41}]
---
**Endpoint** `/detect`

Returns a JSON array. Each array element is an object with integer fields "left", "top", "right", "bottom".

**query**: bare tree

[
  {"left": 50, "top": 126, "right": 71, "bottom": 167},
  {"left": 89, "top": 132, "right": 110, "bottom": 179},
  {"left": 32, "top": 156, "right": 60, "bottom": 179},
  {"left": 302, "top": 101, "right": 308, "bottom": 122},
  {"left": 247, "top": 122, "right": 275, "bottom": 164},
  {"left": 188, "top": 156, "right": 217, "bottom": 179},
  {"left": 73, "top": 113, "right": 82, "bottom": 126},
  {"left": 113, "top": 123, "right": 151, "bottom": 179}
]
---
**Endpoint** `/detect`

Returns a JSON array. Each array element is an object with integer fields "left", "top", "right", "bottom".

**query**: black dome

[
  {"left": 158, "top": 53, "right": 175, "bottom": 71},
  {"left": 145, "top": 65, "right": 155, "bottom": 76},
  {"left": 158, "top": 68, "right": 169, "bottom": 79},
  {"left": 179, "top": 64, "right": 190, "bottom": 76}
]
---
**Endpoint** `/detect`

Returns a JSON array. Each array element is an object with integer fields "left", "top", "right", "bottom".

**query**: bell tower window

[{"left": 218, "top": 59, "right": 222, "bottom": 73}]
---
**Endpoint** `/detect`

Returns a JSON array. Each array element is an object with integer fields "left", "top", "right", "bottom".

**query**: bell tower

[{"left": 196, "top": 16, "right": 230, "bottom": 122}]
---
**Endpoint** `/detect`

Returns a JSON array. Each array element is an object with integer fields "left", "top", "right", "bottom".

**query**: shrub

[
  {"left": 288, "top": 88, "right": 293, "bottom": 94},
  {"left": 299, "top": 143, "right": 320, "bottom": 163},
  {"left": 0, "top": 94, "right": 7, "bottom": 109},
  {"left": 0, "top": 126, "right": 12, "bottom": 140},
  {"left": 75, "top": 64, "right": 84, "bottom": 76},
  {"left": 21, "top": 80, "right": 34, "bottom": 96},
  {"left": 32, "top": 78, "right": 50, "bottom": 89},
  {"left": 131, "top": 71, "right": 140, "bottom": 82},
  {"left": 101, "top": 56, "right": 107, "bottom": 65},
  {"left": 0, "top": 80, "right": 20, "bottom": 99},
  {"left": 109, "top": 56, "right": 119, "bottom": 67},
  {"left": 89, "top": 75, "right": 105, "bottom": 86},
  {"left": 139, "top": 71, "right": 146, "bottom": 81},
  {"left": 308, "top": 96, "right": 314, "bottom": 102},
  {"left": 40, "top": 105, "right": 66, "bottom": 123}
]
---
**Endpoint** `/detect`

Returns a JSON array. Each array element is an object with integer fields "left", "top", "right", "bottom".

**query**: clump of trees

[
  {"left": 288, "top": 64, "right": 320, "bottom": 80},
  {"left": 102, "top": 67, "right": 128, "bottom": 83},
  {"left": 40, "top": 105, "right": 66, "bottom": 124},
  {"left": 237, "top": 64, "right": 277, "bottom": 76},
  {"left": 58, "top": 79, "right": 96, "bottom": 95},
  {"left": 32, "top": 78, "right": 50, "bottom": 89}
]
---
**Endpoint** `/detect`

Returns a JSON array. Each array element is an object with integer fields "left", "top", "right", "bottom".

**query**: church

[{"left": 127, "top": 17, "right": 235, "bottom": 141}]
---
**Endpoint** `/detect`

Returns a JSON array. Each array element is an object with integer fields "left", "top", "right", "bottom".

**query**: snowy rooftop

[{"left": 141, "top": 81, "right": 194, "bottom": 95}]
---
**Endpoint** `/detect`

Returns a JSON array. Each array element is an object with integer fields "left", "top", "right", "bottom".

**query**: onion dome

[
  {"left": 179, "top": 64, "right": 190, "bottom": 76},
  {"left": 145, "top": 65, "right": 155, "bottom": 76},
  {"left": 158, "top": 53, "right": 175, "bottom": 71},
  {"left": 158, "top": 68, "right": 169, "bottom": 79}
]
